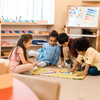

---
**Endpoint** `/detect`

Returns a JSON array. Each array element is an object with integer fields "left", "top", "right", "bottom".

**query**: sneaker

[
  {"left": 65, "top": 63, "right": 71, "bottom": 68},
  {"left": 21, "top": 71, "right": 34, "bottom": 75},
  {"left": 58, "top": 64, "right": 71, "bottom": 68},
  {"left": 65, "top": 60, "right": 71, "bottom": 68},
  {"left": 58, "top": 65, "right": 63, "bottom": 68},
  {"left": 33, "top": 66, "right": 38, "bottom": 71}
]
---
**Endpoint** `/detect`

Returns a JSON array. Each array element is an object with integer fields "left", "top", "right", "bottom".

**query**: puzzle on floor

[{"left": 33, "top": 67, "right": 86, "bottom": 80}]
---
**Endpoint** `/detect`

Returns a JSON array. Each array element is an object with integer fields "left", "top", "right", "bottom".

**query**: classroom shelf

[
  {"left": 67, "top": 34, "right": 97, "bottom": 37},
  {"left": 82, "top": 0, "right": 100, "bottom": 1},
  {"left": 0, "top": 22, "right": 54, "bottom": 56},
  {"left": 1, "top": 34, "right": 49, "bottom": 36},
  {"left": 31, "top": 45, "right": 43, "bottom": 47},
  {"left": 0, "top": 56, "right": 8, "bottom": 58},
  {"left": 1, "top": 45, "right": 15, "bottom": 47},
  {"left": 1, "top": 45, "right": 43, "bottom": 47},
  {"left": 1, "top": 23, "right": 54, "bottom": 26}
]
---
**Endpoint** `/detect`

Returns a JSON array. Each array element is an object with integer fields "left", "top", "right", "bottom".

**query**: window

[{"left": 1, "top": 0, "right": 55, "bottom": 24}]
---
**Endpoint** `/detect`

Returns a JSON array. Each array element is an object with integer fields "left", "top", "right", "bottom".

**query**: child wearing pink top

[{"left": 8, "top": 34, "right": 36, "bottom": 74}]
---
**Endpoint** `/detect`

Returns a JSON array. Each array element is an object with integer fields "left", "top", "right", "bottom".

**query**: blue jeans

[{"left": 83, "top": 65, "right": 100, "bottom": 76}]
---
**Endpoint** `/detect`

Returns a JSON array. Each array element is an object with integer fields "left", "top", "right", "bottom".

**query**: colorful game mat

[{"left": 33, "top": 67, "right": 86, "bottom": 80}]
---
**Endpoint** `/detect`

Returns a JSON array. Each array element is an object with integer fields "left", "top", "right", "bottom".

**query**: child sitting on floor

[
  {"left": 28, "top": 30, "right": 61, "bottom": 67},
  {"left": 69, "top": 38, "right": 100, "bottom": 76},
  {"left": 8, "top": 34, "right": 37, "bottom": 75}
]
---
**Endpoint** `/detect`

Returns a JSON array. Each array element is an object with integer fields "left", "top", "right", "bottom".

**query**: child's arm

[
  {"left": 61, "top": 57, "right": 65, "bottom": 67},
  {"left": 68, "top": 60, "right": 79, "bottom": 72},
  {"left": 19, "top": 53, "right": 37, "bottom": 67},
  {"left": 27, "top": 59, "right": 37, "bottom": 67},
  {"left": 77, "top": 64, "right": 90, "bottom": 76},
  {"left": 60, "top": 46, "right": 65, "bottom": 67},
  {"left": 19, "top": 53, "right": 29, "bottom": 64}
]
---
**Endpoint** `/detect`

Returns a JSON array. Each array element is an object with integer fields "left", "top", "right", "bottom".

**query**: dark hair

[
  {"left": 58, "top": 33, "right": 68, "bottom": 44},
  {"left": 71, "top": 38, "right": 90, "bottom": 51},
  {"left": 49, "top": 30, "right": 58, "bottom": 40},
  {"left": 8, "top": 34, "right": 33, "bottom": 62}
]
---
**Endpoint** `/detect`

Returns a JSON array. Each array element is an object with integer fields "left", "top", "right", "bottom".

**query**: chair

[{"left": 14, "top": 74, "right": 61, "bottom": 100}]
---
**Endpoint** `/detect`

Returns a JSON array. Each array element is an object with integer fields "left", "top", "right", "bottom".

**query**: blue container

[{"left": 32, "top": 40, "right": 47, "bottom": 45}]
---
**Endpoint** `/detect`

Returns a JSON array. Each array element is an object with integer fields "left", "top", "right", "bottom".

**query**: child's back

[{"left": 9, "top": 46, "right": 23, "bottom": 69}]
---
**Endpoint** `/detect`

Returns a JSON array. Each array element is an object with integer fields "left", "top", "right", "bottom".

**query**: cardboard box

[
  {"left": 0, "top": 73, "right": 13, "bottom": 89},
  {"left": 0, "top": 59, "right": 10, "bottom": 74},
  {"left": 2, "top": 51, "right": 10, "bottom": 56},
  {"left": 39, "top": 31, "right": 50, "bottom": 34},
  {"left": 0, "top": 62, "right": 6, "bottom": 74}
]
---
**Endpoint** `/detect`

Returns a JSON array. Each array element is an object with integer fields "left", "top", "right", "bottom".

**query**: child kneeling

[{"left": 69, "top": 38, "right": 100, "bottom": 76}]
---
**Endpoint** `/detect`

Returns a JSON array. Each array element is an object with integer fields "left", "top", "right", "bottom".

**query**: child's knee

[
  {"left": 88, "top": 71, "right": 95, "bottom": 75},
  {"left": 88, "top": 67, "right": 98, "bottom": 75}
]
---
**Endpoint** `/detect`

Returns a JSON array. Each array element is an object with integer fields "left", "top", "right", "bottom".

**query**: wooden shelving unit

[
  {"left": 1, "top": 45, "right": 43, "bottom": 47},
  {"left": 1, "top": 34, "right": 49, "bottom": 37},
  {"left": 0, "top": 23, "right": 54, "bottom": 58},
  {"left": 82, "top": 0, "right": 100, "bottom": 1},
  {"left": 1, "top": 23, "right": 54, "bottom": 25},
  {"left": 67, "top": 34, "right": 97, "bottom": 37},
  {"left": 66, "top": 5, "right": 100, "bottom": 52},
  {"left": 1, "top": 56, "right": 8, "bottom": 58}
]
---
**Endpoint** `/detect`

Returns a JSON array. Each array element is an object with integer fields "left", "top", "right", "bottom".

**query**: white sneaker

[
  {"left": 58, "top": 64, "right": 70, "bottom": 68},
  {"left": 65, "top": 63, "right": 71, "bottom": 68},
  {"left": 22, "top": 71, "right": 33, "bottom": 75},
  {"left": 58, "top": 65, "right": 63, "bottom": 68},
  {"left": 28, "top": 50, "right": 34, "bottom": 57},
  {"left": 33, "top": 66, "right": 38, "bottom": 71}
]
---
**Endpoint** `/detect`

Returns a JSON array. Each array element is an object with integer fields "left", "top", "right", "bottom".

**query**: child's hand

[
  {"left": 32, "top": 62, "right": 37, "bottom": 67},
  {"left": 68, "top": 69, "right": 74, "bottom": 73},
  {"left": 77, "top": 72, "right": 86, "bottom": 76},
  {"left": 61, "top": 62, "right": 65, "bottom": 67}
]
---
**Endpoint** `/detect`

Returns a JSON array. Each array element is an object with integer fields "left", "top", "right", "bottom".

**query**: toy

[
  {"left": 32, "top": 40, "right": 47, "bottom": 45},
  {"left": 1, "top": 30, "right": 35, "bottom": 35},
  {"left": 61, "top": 71, "right": 73, "bottom": 74}
]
